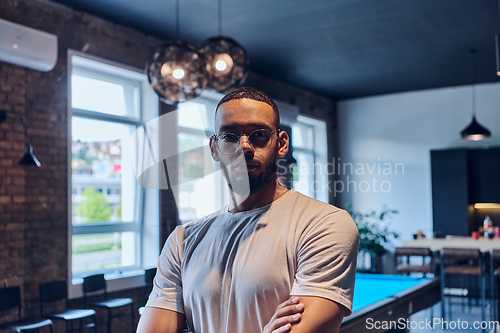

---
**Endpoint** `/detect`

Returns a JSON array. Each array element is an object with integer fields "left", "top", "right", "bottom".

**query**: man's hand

[{"left": 262, "top": 297, "right": 304, "bottom": 333}]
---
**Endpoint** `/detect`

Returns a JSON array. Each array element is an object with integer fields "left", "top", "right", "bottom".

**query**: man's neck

[{"left": 228, "top": 175, "right": 289, "bottom": 213}]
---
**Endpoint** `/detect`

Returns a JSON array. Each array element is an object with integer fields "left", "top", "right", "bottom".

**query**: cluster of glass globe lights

[{"left": 146, "top": 36, "right": 249, "bottom": 104}]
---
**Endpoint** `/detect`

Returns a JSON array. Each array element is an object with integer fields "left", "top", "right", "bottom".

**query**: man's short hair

[{"left": 215, "top": 87, "right": 280, "bottom": 129}]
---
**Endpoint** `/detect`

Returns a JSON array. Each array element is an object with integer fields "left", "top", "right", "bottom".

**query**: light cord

[
  {"left": 175, "top": 0, "right": 180, "bottom": 40},
  {"left": 469, "top": 49, "right": 477, "bottom": 117},
  {"left": 218, "top": 0, "right": 222, "bottom": 36},
  {"left": 20, "top": 118, "right": 30, "bottom": 145}
]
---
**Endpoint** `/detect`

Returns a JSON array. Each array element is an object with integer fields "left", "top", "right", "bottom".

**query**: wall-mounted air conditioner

[{"left": 0, "top": 18, "right": 58, "bottom": 72}]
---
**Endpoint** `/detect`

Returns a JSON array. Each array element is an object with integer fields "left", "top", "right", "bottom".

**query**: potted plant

[{"left": 345, "top": 203, "right": 399, "bottom": 273}]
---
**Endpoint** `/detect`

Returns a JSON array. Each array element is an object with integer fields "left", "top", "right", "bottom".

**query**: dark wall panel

[
  {"left": 468, "top": 148, "right": 500, "bottom": 204},
  {"left": 431, "top": 149, "right": 469, "bottom": 236}
]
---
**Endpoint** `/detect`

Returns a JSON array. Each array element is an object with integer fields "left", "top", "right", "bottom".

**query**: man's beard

[{"left": 220, "top": 153, "right": 278, "bottom": 195}]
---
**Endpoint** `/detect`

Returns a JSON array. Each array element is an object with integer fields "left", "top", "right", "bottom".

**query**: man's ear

[
  {"left": 277, "top": 130, "right": 289, "bottom": 158},
  {"left": 210, "top": 136, "right": 219, "bottom": 161}
]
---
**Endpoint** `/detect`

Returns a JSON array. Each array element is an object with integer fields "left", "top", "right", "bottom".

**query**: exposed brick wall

[
  {"left": 0, "top": 0, "right": 165, "bottom": 326},
  {"left": 0, "top": 0, "right": 336, "bottom": 329}
]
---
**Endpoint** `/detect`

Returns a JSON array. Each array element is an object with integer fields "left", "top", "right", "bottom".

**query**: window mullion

[
  {"left": 72, "top": 108, "right": 142, "bottom": 126},
  {"left": 73, "top": 222, "right": 140, "bottom": 235}
]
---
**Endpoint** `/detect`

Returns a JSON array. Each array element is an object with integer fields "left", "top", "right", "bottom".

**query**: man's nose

[{"left": 239, "top": 135, "right": 254, "bottom": 153}]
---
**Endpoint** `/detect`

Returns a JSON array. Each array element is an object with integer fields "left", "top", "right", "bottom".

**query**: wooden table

[{"left": 402, "top": 236, "right": 500, "bottom": 252}]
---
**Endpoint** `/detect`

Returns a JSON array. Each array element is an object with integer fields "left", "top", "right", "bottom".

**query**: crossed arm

[
  {"left": 263, "top": 296, "right": 345, "bottom": 333},
  {"left": 136, "top": 296, "right": 345, "bottom": 333},
  {"left": 287, "top": 296, "right": 345, "bottom": 333}
]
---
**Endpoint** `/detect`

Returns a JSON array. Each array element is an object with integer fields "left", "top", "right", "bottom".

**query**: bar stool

[
  {"left": 39, "top": 280, "right": 97, "bottom": 333},
  {"left": 0, "top": 286, "right": 54, "bottom": 333},
  {"left": 440, "top": 248, "right": 485, "bottom": 322},
  {"left": 82, "top": 274, "right": 134, "bottom": 333},
  {"left": 394, "top": 247, "right": 435, "bottom": 276},
  {"left": 144, "top": 268, "right": 157, "bottom": 299},
  {"left": 490, "top": 249, "right": 500, "bottom": 322},
  {"left": 138, "top": 267, "right": 157, "bottom": 316}
]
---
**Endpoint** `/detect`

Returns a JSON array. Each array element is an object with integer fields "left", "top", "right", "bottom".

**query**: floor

[{"left": 410, "top": 296, "right": 498, "bottom": 332}]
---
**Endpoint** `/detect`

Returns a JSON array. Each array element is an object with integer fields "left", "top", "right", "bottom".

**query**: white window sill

[{"left": 69, "top": 269, "right": 147, "bottom": 299}]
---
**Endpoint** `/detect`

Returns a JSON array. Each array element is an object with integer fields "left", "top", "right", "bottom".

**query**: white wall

[{"left": 337, "top": 82, "right": 500, "bottom": 244}]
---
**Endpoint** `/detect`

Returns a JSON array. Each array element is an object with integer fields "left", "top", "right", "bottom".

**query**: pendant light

[
  {"left": 18, "top": 118, "right": 41, "bottom": 166},
  {"left": 460, "top": 49, "right": 491, "bottom": 141},
  {"left": 0, "top": 101, "right": 41, "bottom": 167},
  {"left": 198, "top": 0, "right": 249, "bottom": 92},
  {"left": 146, "top": 0, "right": 207, "bottom": 104}
]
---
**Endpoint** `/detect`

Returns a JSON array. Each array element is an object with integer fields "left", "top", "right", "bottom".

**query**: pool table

[{"left": 339, "top": 274, "right": 441, "bottom": 332}]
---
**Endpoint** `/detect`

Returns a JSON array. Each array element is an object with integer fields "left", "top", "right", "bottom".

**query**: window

[
  {"left": 292, "top": 115, "right": 328, "bottom": 203},
  {"left": 68, "top": 52, "right": 159, "bottom": 284},
  {"left": 176, "top": 91, "right": 227, "bottom": 223}
]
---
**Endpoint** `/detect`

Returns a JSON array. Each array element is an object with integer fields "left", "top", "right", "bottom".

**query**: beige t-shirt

[{"left": 146, "top": 190, "right": 359, "bottom": 333}]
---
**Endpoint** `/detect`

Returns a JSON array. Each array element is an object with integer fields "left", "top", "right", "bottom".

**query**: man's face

[{"left": 210, "top": 98, "right": 283, "bottom": 195}]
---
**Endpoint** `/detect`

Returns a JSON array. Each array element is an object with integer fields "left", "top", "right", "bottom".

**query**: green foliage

[
  {"left": 345, "top": 203, "right": 399, "bottom": 255},
  {"left": 73, "top": 241, "right": 121, "bottom": 254},
  {"left": 75, "top": 188, "right": 113, "bottom": 222},
  {"left": 117, "top": 198, "right": 122, "bottom": 220}
]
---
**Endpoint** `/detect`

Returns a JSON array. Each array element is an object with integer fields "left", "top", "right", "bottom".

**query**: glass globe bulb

[
  {"left": 198, "top": 36, "right": 249, "bottom": 92},
  {"left": 172, "top": 69, "right": 185, "bottom": 79},
  {"left": 146, "top": 40, "right": 208, "bottom": 104},
  {"left": 213, "top": 53, "right": 233, "bottom": 75},
  {"left": 215, "top": 60, "right": 227, "bottom": 71}
]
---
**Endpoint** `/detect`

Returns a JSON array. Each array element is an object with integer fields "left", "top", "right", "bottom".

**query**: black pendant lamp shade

[
  {"left": 460, "top": 49, "right": 492, "bottom": 141},
  {"left": 0, "top": 105, "right": 40, "bottom": 167},
  {"left": 19, "top": 143, "right": 41, "bottom": 166},
  {"left": 460, "top": 116, "right": 492, "bottom": 141},
  {"left": 18, "top": 118, "right": 41, "bottom": 167},
  {"left": 198, "top": 36, "right": 249, "bottom": 92},
  {"left": 146, "top": 40, "right": 208, "bottom": 104}
]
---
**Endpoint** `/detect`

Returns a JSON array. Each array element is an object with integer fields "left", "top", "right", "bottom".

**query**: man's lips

[{"left": 232, "top": 162, "right": 258, "bottom": 171}]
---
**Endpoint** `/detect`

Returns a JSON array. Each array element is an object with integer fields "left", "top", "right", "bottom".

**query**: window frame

[
  {"left": 176, "top": 90, "right": 226, "bottom": 223},
  {"left": 292, "top": 115, "right": 328, "bottom": 203},
  {"left": 67, "top": 50, "right": 158, "bottom": 298}
]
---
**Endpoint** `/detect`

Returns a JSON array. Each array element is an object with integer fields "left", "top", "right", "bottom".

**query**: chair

[
  {"left": 144, "top": 268, "right": 157, "bottom": 297},
  {"left": 39, "top": 280, "right": 97, "bottom": 333},
  {"left": 82, "top": 274, "right": 134, "bottom": 333},
  {"left": 440, "top": 248, "right": 485, "bottom": 322},
  {"left": 138, "top": 267, "right": 157, "bottom": 316},
  {"left": 394, "top": 247, "right": 435, "bottom": 276},
  {"left": 0, "top": 286, "right": 54, "bottom": 333},
  {"left": 490, "top": 249, "right": 500, "bottom": 322}
]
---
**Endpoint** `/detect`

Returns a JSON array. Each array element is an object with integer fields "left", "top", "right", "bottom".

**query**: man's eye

[
  {"left": 221, "top": 134, "right": 238, "bottom": 142},
  {"left": 251, "top": 130, "right": 268, "bottom": 138}
]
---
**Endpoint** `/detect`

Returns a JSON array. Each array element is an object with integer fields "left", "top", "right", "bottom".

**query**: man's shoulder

[
  {"left": 281, "top": 191, "right": 357, "bottom": 231},
  {"left": 284, "top": 190, "right": 344, "bottom": 215}
]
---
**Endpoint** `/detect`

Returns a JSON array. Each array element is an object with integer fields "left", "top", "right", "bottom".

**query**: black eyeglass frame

[{"left": 212, "top": 128, "right": 281, "bottom": 155}]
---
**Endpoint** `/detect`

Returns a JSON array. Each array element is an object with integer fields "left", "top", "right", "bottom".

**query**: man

[{"left": 137, "top": 87, "right": 359, "bottom": 333}]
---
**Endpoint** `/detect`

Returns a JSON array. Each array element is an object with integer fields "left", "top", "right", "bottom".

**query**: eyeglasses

[{"left": 212, "top": 128, "right": 280, "bottom": 155}]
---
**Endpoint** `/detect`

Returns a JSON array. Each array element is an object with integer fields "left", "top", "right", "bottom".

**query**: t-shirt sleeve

[
  {"left": 290, "top": 209, "right": 359, "bottom": 316},
  {"left": 146, "top": 226, "right": 185, "bottom": 314}
]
